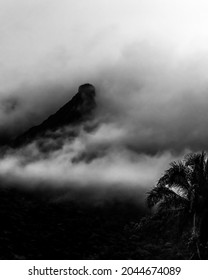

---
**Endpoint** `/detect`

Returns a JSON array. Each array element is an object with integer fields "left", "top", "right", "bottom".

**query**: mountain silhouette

[{"left": 13, "top": 83, "right": 96, "bottom": 146}]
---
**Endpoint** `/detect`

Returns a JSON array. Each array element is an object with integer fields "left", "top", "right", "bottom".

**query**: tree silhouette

[{"left": 147, "top": 151, "right": 208, "bottom": 259}]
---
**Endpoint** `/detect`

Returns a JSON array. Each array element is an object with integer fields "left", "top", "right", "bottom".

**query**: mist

[{"left": 1, "top": 0, "right": 208, "bottom": 202}]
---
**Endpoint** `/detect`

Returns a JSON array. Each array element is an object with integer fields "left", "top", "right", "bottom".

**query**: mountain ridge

[{"left": 13, "top": 83, "right": 96, "bottom": 147}]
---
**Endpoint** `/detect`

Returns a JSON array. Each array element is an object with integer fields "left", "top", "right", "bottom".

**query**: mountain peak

[
  {"left": 13, "top": 83, "right": 96, "bottom": 146},
  {"left": 78, "top": 83, "right": 96, "bottom": 97}
]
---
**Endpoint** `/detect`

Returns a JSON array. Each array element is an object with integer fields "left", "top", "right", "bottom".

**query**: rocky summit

[{"left": 13, "top": 83, "right": 96, "bottom": 146}]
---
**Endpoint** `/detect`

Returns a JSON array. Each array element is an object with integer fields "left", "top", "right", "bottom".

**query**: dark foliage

[
  {"left": 146, "top": 151, "right": 208, "bottom": 259},
  {"left": 0, "top": 186, "right": 147, "bottom": 260},
  {"left": 0, "top": 184, "right": 201, "bottom": 260}
]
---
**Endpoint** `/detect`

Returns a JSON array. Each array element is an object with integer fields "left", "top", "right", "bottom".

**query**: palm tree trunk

[
  {"left": 192, "top": 212, "right": 201, "bottom": 259},
  {"left": 193, "top": 212, "right": 196, "bottom": 235}
]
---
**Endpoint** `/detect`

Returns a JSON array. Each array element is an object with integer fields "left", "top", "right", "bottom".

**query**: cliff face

[{"left": 13, "top": 83, "right": 96, "bottom": 146}]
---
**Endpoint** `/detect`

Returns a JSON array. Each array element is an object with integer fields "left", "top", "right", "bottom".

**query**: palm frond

[
  {"left": 157, "top": 195, "right": 188, "bottom": 213},
  {"left": 185, "top": 151, "right": 206, "bottom": 178},
  {"left": 146, "top": 185, "right": 188, "bottom": 209},
  {"left": 147, "top": 151, "right": 208, "bottom": 216},
  {"left": 158, "top": 160, "right": 190, "bottom": 191},
  {"left": 185, "top": 151, "right": 206, "bottom": 168},
  {"left": 185, "top": 151, "right": 208, "bottom": 195}
]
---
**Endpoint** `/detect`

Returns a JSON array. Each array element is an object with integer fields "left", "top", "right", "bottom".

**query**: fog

[{"left": 0, "top": 0, "right": 208, "bottom": 201}]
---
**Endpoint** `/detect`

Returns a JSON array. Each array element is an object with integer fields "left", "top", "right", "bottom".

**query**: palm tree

[{"left": 147, "top": 151, "right": 208, "bottom": 259}]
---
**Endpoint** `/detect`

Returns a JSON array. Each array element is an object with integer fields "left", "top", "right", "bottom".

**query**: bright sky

[{"left": 1, "top": 0, "right": 208, "bottom": 91}]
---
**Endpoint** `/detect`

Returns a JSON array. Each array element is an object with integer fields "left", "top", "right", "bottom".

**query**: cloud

[
  {"left": 0, "top": 121, "right": 184, "bottom": 206},
  {"left": 1, "top": 0, "right": 208, "bottom": 204},
  {"left": 95, "top": 43, "right": 208, "bottom": 154},
  {"left": 1, "top": 37, "right": 208, "bottom": 153},
  {"left": 0, "top": 41, "right": 207, "bottom": 204}
]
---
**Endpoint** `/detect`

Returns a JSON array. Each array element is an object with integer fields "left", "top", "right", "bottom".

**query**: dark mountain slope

[{"left": 13, "top": 83, "right": 96, "bottom": 147}]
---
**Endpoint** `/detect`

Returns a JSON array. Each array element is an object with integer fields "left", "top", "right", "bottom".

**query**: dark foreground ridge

[
  {"left": 13, "top": 83, "right": 96, "bottom": 146},
  {"left": 0, "top": 186, "right": 196, "bottom": 260},
  {"left": 0, "top": 187, "right": 146, "bottom": 260}
]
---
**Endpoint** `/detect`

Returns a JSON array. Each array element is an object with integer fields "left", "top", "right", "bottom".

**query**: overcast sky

[
  {"left": 2, "top": 0, "right": 208, "bottom": 91},
  {"left": 1, "top": 0, "right": 208, "bottom": 200}
]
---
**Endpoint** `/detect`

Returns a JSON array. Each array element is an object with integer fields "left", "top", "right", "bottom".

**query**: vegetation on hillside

[{"left": 0, "top": 151, "right": 208, "bottom": 259}]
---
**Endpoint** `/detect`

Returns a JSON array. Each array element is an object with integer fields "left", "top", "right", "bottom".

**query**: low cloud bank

[
  {"left": 0, "top": 42, "right": 207, "bottom": 203},
  {"left": 0, "top": 122, "right": 183, "bottom": 203}
]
